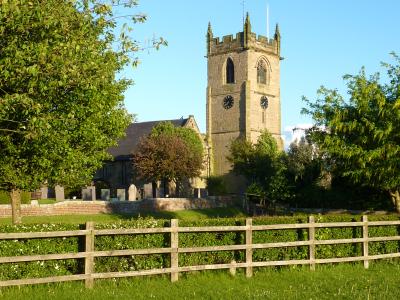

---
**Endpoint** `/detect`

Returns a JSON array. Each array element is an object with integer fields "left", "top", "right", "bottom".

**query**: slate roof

[{"left": 108, "top": 118, "right": 189, "bottom": 160}]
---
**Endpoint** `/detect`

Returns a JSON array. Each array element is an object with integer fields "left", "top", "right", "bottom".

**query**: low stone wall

[{"left": 0, "top": 196, "right": 234, "bottom": 217}]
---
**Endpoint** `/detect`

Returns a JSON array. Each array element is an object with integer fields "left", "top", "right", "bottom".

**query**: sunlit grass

[
  {"left": 0, "top": 263, "right": 399, "bottom": 299},
  {"left": 0, "top": 207, "right": 247, "bottom": 225}
]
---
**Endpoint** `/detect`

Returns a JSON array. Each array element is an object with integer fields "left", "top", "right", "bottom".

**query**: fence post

[
  {"left": 308, "top": 216, "right": 315, "bottom": 271},
  {"left": 170, "top": 219, "right": 179, "bottom": 282},
  {"left": 85, "top": 221, "right": 95, "bottom": 288},
  {"left": 362, "top": 215, "right": 369, "bottom": 269},
  {"left": 246, "top": 218, "right": 253, "bottom": 278}
]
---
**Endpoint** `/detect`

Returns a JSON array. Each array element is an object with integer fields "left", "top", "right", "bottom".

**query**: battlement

[
  {"left": 208, "top": 31, "right": 278, "bottom": 56},
  {"left": 206, "top": 14, "right": 281, "bottom": 57}
]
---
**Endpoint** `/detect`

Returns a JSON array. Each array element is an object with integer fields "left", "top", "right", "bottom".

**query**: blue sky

[{"left": 121, "top": 0, "right": 400, "bottom": 145}]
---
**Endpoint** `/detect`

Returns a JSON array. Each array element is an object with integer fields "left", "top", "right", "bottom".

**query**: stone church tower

[{"left": 206, "top": 14, "right": 282, "bottom": 186}]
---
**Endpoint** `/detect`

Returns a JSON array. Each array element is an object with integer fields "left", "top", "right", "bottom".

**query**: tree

[
  {"left": 228, "top": 131, "right": 278, "bottom": 184},
  {"left": 0, "top": 0, "right": 165, "bottom": 223},
  {"left": 302, "top": 54, "right": 400, "bottom": 212},
  {"left": 228, "top": 130, "right": 292, "bottom": 203},
  {"left": 133, "top": 122, "right": 204, "bottom": 197},
  {"left": 286, "top": 137, "right": 322, "bottom": 188}
]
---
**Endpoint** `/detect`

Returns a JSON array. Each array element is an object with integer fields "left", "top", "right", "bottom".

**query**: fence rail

[{"left": 0, "top": 216, "right": 400, "bottom": 288}]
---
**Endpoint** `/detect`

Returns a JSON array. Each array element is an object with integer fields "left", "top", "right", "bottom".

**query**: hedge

[
  {"left": 0, "top": 190, "right": 31, "bottom": 205},
  {"left": 0, "top": 215, "right": 399, "bottom": 280}
]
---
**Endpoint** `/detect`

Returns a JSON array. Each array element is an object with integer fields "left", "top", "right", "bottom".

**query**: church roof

[{"left": 108, "top": 118, "right": 190, "bottom": 160}]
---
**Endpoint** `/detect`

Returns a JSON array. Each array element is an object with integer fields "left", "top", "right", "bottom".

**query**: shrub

[
  {"left": 206, "top": 176, "right": 227, "bottom": 196},
  {"left": 0, "top": 215, "right": 399, "bottom": 280}
]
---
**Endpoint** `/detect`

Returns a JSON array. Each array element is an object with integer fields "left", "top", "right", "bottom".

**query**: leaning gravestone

[
  {"left": 55, "top": 185, "right": 65, "bottom": 201},
  {"left": 128, "top": 184, "right": 137, "bottom": 201},
  {"left": 101, "top": 189, "right": 110, "bottom": 201},
  {"left": 117, "top": 189, "right": 126, "bottom": 201}
]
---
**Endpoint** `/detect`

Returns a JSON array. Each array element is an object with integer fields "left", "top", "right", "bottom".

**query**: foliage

[
  {"left": 228, "top": 130, "right": 293, "bottom": 203},
  {"left": 150, "top": 121, "right": 204, "bottom": 157},
  {"left": 228, "top": 131, "right": 277, "bottom": 184},
  {"left": 205, "top": 176, "right": 227, "bottom": 196},
  {"left": 0, "top": 0, "right": 166, "bottom": 222},
  {"left": 0, "top": 190, "right": 31, "bottom": 205},
  {"left": 302, "top": 54, "right": 400, "bottom": 211},
  {"left": 133, "top": 122, "right": 204, "bottom": 188},
  {"left": 1, "top": 214, "right": 399, "bottom": 280},
  {"left": 286, "top": 137, "right": 322, "bottom": 187}
]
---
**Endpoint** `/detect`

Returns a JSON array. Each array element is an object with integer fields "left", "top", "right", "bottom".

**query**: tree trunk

[
  {"left": 10, "top": 189, "right": 22, "bottom": 224},
  {"left": 389, "top": 190, "right": 400, "bottom": 213}
]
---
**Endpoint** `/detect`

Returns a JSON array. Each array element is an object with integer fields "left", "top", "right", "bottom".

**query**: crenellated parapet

[{"left": 207, "top": 13, "right": 281, "bottom": 57}]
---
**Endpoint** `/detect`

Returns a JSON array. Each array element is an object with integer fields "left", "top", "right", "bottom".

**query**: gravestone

[
  {"left": 128, "top": 184, "right": 137, "bottom": 201},
  {"left": 82, "top": 188, "right": 92, "bottom": 201},
  {"left": 40, "top": 186, "right": 48, "bottom": 199},
  {"left": 101, "top": 189, "right": 110, "bottom": 201},
  {"left": 55, "top": 185, "right": 65, "bottom": 201},
  {"left": 117, "top": 189, "right": 126, "bottom": 201},
  {"left": 88, "top": 186, "right": 96, "bottom": 201}
]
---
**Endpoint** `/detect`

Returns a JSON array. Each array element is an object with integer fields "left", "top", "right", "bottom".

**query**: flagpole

[{"left": 266, "top": 2, "right": 270, "bottom": 40}]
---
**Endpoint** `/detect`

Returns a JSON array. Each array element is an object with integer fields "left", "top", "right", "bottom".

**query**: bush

[
  {"left": 206, "top": 176, "right": 227, "bottom": 196},
  {"left": 0, "top": 190, "right": 31, "bottom": 205},
  {"left": 0, "top": 215, "right": 399, "bottom": 280}
]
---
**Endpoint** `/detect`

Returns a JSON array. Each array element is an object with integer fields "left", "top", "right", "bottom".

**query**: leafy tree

[
  {"left": 302, "top": 54, "right": 400, "bottom": 212},
  {"left": 228, "top": 130, "right": 293, "bottom": 203},
  {"left": 286, "top": 137, "right": 322, "bottom": 188},
  {"left": 228, "top": 131, "right": 278, "bottom": 184},
  {"left": 150, "top": 121, "right": 204, "bottom": 157},
  {"left": 133, "top": 122, "right": 204, "bottom": 197},
  {"left": 0, "top": 0, "right": 165, "bottom": 223}
]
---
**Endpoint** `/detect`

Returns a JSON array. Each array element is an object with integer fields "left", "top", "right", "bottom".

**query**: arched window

[
  {"left": 226, "top": 58, "right": 235, "bottom": 84},
  {"left": 257, "top": 60, "right": 267, "bottom": 84}
]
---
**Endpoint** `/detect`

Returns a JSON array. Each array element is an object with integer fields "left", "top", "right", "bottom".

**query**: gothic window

[
  {"left": 226, "top": 58, "right": 235, "bottom": 84},
  {"left": 257, "top": 60, "right": 267, "bottom": 84}
]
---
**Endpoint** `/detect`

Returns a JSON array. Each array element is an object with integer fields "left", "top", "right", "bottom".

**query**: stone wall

[{"left": 0, "top": 197, "right": 234, "bottom": 218}]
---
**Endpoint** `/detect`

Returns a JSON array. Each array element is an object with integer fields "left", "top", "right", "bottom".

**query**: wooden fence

[{"left": 0, "top": 216, "right": 400, "bottom": 288}]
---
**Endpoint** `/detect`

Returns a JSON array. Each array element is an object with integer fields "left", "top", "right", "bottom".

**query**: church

[{"left": 95, "top": 13, "right": 282, "bottom": 197}]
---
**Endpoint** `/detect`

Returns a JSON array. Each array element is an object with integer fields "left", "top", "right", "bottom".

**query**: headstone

[
  {"left": 101, "top": 189, "right": 110, "bottom": 201},
  {"left": 82, "top": 186, "right": 96, "bottom": 201},
  {"left": 128, "top": 184, "right": 137, "bottom": 201},
  {"left": 88, "top": 186, "right": 96, "bottom": 201},
  {"left": 82, "top": 188, "right": 92, "bottom": 201},
  {"left": 40, "top": 186, "right": 48, "bottom": 199},
  {"left": 117, "top": 189, "right": 126, "bottom": 201},
  {"left": 55, "top": 185, "right": 64, "bottom": 201}
]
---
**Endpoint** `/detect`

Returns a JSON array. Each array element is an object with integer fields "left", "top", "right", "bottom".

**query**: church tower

[{"left": 206, "top": 14, "right": 282, "bottom": 185}]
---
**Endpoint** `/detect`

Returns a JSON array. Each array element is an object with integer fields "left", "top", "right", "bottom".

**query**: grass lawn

[
  {"left": 0, "top": 207, "right": 247, "bottom": 225},
  {"left": 0, "top": 263, "right": 399, "bottom": 299}
]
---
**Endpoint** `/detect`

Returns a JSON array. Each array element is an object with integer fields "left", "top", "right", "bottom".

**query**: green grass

[
  {"left": 0, "top": 207, "right": 247, "bottom": 225},
  {"left": 0, "top": 263, "right": 399, "bottom": 299},
  {"left": 36, "top": 199, "right": 57, "bottom": 205}
]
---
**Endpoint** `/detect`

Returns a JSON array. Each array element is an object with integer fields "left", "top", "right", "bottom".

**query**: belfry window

[
  {"left": 226, "top": 58, "right": 235, "bottom": 84},
  {"left": 257, "top": 60, "right": 267, "bottom": 84}
]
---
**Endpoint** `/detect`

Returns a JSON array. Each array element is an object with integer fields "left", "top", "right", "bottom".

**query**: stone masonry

[{"left": 206, "top": 14, "right": 283, "bottom": 190}]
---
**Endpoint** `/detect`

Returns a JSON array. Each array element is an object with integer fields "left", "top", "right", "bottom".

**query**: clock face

[
  {"left": 223, "top": 95, "right": 234, "bottom": 109},
  {"left": 260, "top": 96, "right": 269, "bottom": 109}
]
